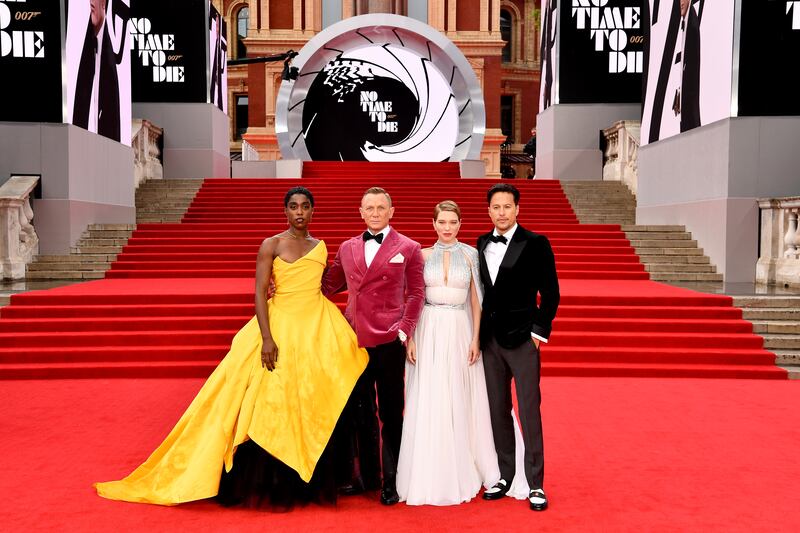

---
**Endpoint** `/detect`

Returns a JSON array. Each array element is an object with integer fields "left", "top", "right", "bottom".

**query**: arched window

[
  {"left": 236, "top": 6, "right": 249, "bottom": 59},
  {"left": 500, "top": 9, "right": 512, "bottom": 63}
]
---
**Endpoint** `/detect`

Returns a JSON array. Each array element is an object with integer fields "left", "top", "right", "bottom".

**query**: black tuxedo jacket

[{"left": 478, "top": 225, "right": 560, "bottom": 350}]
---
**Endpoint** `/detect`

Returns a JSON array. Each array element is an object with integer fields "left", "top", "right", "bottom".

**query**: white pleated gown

[{"left": 397, "top": 243, "right": 503, "bottom": 505}]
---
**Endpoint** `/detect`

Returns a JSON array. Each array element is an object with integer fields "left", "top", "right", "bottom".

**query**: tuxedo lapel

[
  {"left": 478, "top": 234, "right": 493, "bottom": 286},
  {"left": 350, "top": 237, "right": 367, "bottom": 277},
  {"left": 362, "top": 229, "right": 400, "bottom": 284},
  {"left": 495, "top": 226, "right": 528, "bottom": 287}
]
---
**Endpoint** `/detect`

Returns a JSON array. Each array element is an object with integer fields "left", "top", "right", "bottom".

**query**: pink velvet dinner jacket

[{"left": 322, "top": 228, "right": 425, "bottom": 348}]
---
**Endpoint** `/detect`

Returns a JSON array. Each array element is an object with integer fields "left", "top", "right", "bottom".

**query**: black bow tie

[
  {"left": 489, "top": 234, "right": 508, "bottom": 244},
  {"left": 363, "top": 231, "right": 384, "bottom": 244}
]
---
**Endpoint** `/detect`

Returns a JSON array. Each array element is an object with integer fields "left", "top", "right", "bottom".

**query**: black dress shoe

[
  {"left": 338, "top": 479, "right": 365, "bottom": 495},
  {"left": 380, "top": 485, "right": 400, "bottom": 505},
  {"left": 482, "top": 479, "right": 510, "bottom": 500},
  {"left": 528, "top": 488, "right": 548, "bottom": 511}
]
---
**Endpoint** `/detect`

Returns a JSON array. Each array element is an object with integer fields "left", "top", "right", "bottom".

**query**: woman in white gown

[{"left": 396, "top": 201, "right": 528, "bottom": 506}]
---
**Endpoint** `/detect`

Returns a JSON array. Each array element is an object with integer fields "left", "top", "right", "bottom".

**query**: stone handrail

[
  {"left": 757, "top": 196, "right": 800, "bottom": 287},
  {"left": 0, "top": 175, "right": 40, "bottom": 279},
  {"left": 132, "top": 119, "right": 164, "bottom": 187},
  {"left": 602, "top": 120, "right": 640, "bottom": 194},
  {"left": 242, "top": 138, "right": 260, "bottom": 161}
]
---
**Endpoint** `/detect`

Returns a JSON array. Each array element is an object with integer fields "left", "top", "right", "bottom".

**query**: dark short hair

[
  {"left": 487, "top": 183, "right": 520, "bottom": 205},
  {"left": 284, "top": 186, "right": 314, "bottom": 207}
]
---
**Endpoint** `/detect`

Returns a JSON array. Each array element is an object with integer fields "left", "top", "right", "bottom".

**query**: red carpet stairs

[{"left": 0, "top": 163, "right": 785, "bottom": 379}]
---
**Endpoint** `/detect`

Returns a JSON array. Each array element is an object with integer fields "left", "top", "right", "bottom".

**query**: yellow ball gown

[{"left": 95, "top": 241, "right": 368, "bottom": 505}]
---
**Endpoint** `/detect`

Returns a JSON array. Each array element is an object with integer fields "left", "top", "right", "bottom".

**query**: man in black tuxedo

[{"left": 478, "top": 183, "right": 560, "bottom": 511}]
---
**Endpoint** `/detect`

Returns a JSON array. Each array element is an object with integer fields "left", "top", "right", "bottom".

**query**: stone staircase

[
  {"left": 561, "top": 181, "right": 636, "bottom": 225},
  {"left": 136, "top": 178, "right": 203, "bottom": 222},
  {"left": 623, "top": 225, "right": 723, "bottom": 283},
  {"left": 25, "top": 224, "right": 134, "bottom": 280},
  {"left": 734, "top": 295, "right": 800, "bottom": 379},
  {"left": 562, "top": 181, "right": 723, "bottom": 283},
  {"left": 25, "top": 179, "right": 202, "bottom": 280}
]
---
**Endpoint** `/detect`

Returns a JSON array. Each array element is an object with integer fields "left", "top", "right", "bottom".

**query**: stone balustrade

[
  {"left": 0, "top": 175, "right": 40, "bottom": 279},
  {"left": 757, "top": 196, "right": 800, "bottom": 287},
  {"left": 602, "top": 120, "right": 640, "bottom": 194},
  {"left": 242, "top": 139, "right": 260, "bottom": 161},
  {"left": 132, "top": 119, "right": 164, "bottom": 187}
]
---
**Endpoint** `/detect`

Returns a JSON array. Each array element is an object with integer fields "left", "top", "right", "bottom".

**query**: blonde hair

[
  {"left": 433, "top": 200, "right": 461, "bottom": 221},
  {"left": 363, "top": 187, "right": 392, "bottom": 206}
]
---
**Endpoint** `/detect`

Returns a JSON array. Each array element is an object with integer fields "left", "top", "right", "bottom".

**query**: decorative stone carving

[
  {"left": 0, "top": 175, "right": 40, "bottom": 279},
  {"left": 132, "top": 119, "right": 164, "bottom": 187},
  {"left": 757, "top": 197, "right": 800, "bottom": 288},
  {"left": 602, "top": 120, "right": 640, "bottom": 194}
]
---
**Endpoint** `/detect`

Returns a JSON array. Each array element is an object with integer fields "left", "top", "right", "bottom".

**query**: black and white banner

[
  {"left": 0, "top": 0, "right": 64, "bottom": 123},
  {"left": 539, "top": 0, "right": 558, "bottom": 112},
  {"left": 66, "top": 0, "right": 132, "bottom": 145},
  {"left": 129, "top": 0, "right": 207, "bottom": 105},
  {"left": 208, "top": 2, "right": 227, "bottom": 113},
  {"left": 558, "top": 0, "right": 644, "bottom": 105},
  {"left": 641, "top": 0, "right": 734, "bottom": 145},
  {"left": 737, "top": 0, "right": 800, "bottom": 116}
]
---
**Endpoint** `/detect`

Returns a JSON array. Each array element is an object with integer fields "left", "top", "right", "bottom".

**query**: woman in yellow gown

[{"left": 95, "top": 187, "right": 369, "bottom": 507}]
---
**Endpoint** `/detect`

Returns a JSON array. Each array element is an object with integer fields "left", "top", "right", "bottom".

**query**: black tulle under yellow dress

[{"left": 94, "top": 241, "right": 368, "bottom": 506}]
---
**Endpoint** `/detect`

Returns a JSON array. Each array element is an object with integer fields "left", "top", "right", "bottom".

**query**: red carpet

[
  {"left": 0, "top": 163, "right": 785, "bottom": 378},
  {"left": 1, "top": 377, "right": 798, "bottom": 531}
]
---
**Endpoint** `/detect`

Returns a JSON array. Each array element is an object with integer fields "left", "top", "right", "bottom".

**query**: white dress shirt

[
  {"left": 364, "top": 226, "right": 391, "bottom": 268},
  {"left": 484, "top": 223, "right": 547, "bottom": 344}
]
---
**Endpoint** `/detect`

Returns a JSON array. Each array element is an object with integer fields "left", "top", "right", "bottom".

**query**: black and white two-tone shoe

[
  {"left": 482, "top": 479, "right": 510, "bottom": 500},
  {"left": 528, "top": 488, "right": 548, "bottom": 511}
]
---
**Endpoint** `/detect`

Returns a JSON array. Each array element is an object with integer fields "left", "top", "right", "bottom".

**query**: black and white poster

[
  {"left": 641, "top": 0, "right": 734, "bottom": 145},
  {"left": 65, "top": 0, "right": 132, "bottom": 145},
  {"left": 0, "top": 0, "right": 64, "bottom": 123},
  {"left": 558, "top": 0, "right": 644, "bottom": 105},
  {"left": 208, "top": 2, "right": 227, "bottom": 114},
  {"left": 301, "top": 45, "right": 458, "bottom": 161},
  {"left": 129, "top": 0, "right": 207, "bottom": 105},
  {"left": 737, "top": 0, "right": 800, "bottom": 116},
  {"left": 539, "top": 0, "right": 558, "bottom": 112}
]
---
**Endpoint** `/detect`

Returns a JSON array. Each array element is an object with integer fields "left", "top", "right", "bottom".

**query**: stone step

[
  {"left": 35, "top": 254, "right": 116, "bottom": 262},
  {"left": 25, "top": 270, "right": 105, "bottom": 280},
  {"left": 626, "top": 232, "right": 692, "bottom": 240},
  {"left": 762, "top": 334, "right": 800, "bottom": 350},
  {"left": 28, "top": 262, "right": 111, "bottom": 272},
  {"left": 773, "top": 350, "right": 800, "bottom": 366},
  {"left": 635, "top": 247, "right": 704, "bottom": 256},
  {"left": 82, "top": 230, "right": 135, "bottom": 238},
  {"left": 644, "top": 263, "right": 717, "bottom": 273},
  {"left": 649, "top": 272, "right": 724, "bottom": 282},
  {"left": 752, "top": 321, "right": 800, "bottom": 334},
  {"left": 86, "top": 223, "right": 135, "bottom": 231},
  {"left": 732, "top": 296, "right": 800, "bottom": 308},
  {"left": 75, "top": 238, "right": 131, "bottom": 246},
  {"left": 741, "top": 307, "right": 800, "bottom": 320},
  {"left": 622, "top": 225, "right": 686, "bottom": 232},
  {"left": 640, "top": 255, "right": 710, "bottom": 264},
  {"left": 630, "top": 239, "right": 698, "bottom": 248},
  {"left": 71, "top": 246, "right": 124, "bottom": 254},
  {"left": 0, "top": 295, "right": 10, "bottom": 308}
]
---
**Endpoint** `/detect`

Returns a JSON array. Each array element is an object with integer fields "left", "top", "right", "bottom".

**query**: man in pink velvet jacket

[{"left": 322, "top": 186, "right": 425, "bottom": 506}]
